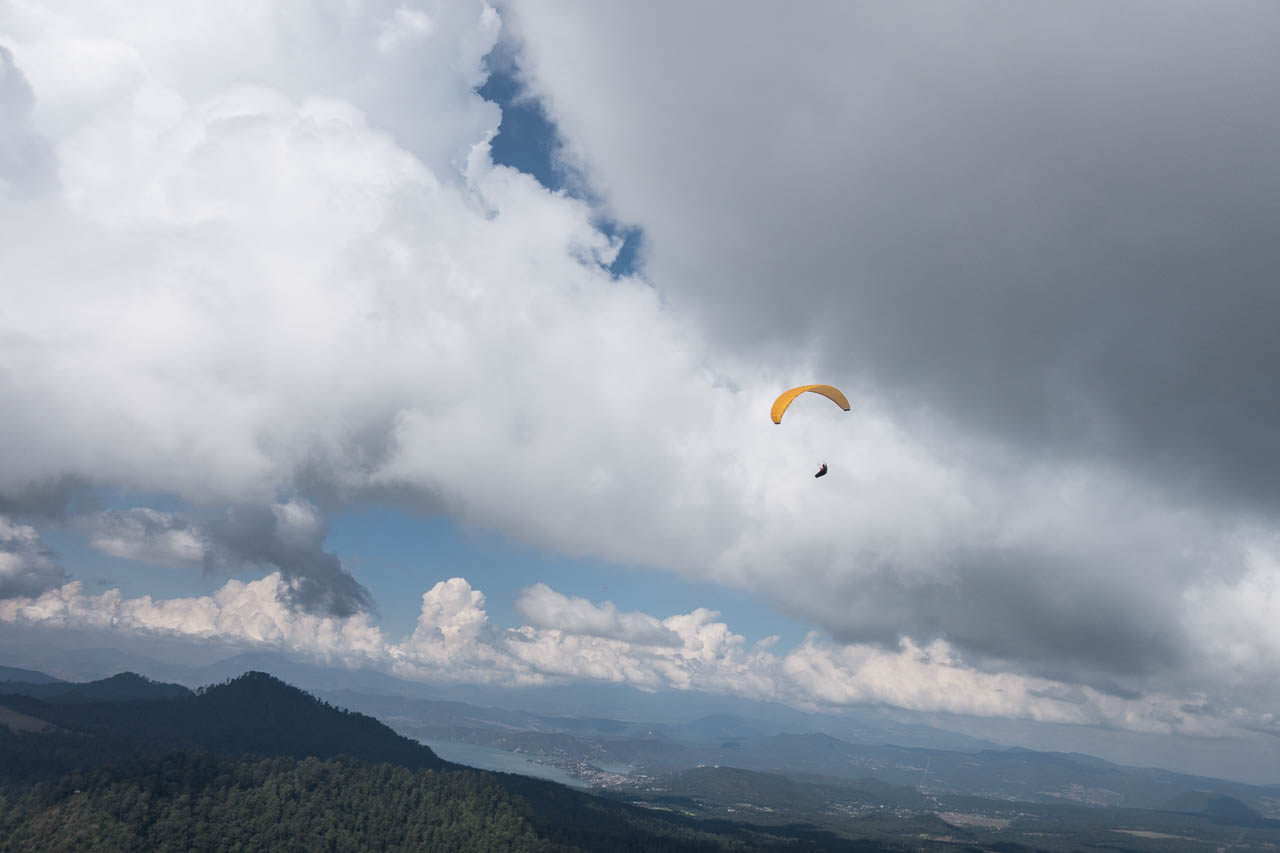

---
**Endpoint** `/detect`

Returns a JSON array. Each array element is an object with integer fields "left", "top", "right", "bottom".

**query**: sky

[{"left": 2, "top": 1, "right": 1279, "bottom": 783}]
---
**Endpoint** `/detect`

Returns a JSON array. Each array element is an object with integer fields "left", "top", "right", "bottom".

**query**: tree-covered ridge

[{"left": 0, "top": 672, "right": 444, "bottom": 786}]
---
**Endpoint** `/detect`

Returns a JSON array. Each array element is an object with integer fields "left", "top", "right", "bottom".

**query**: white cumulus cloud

[
  {"left": 515, "top": 583, "right": 680, "bottom": 646},
  {"left": 0, "top": 572, "right": 384, "bottom": 664}
]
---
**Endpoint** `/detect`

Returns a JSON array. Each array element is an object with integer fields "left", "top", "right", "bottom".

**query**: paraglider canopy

[
  {"left": 815, "top": 463, "right": 828, "bottom": 478},
  {"left": 770, "top": 384, "right": 850, "bottom": 424}
]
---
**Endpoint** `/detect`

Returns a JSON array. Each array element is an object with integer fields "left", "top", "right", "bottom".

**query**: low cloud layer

[
  {"left": 0, "top": 573, "right": 383, "bottom": 661},
  {"left": 2, "top": 572, "right": 1274, "bottom": 748}
]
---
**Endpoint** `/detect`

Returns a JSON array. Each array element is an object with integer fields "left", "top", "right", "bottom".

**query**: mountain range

[{"left": 3, "top": 666, "right": 1279, "bottom": 851}]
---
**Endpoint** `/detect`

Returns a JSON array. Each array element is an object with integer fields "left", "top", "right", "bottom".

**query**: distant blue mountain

[
  {"left": 0, "top": 672, "right": 190, "bottom": 703},
  {"left": 0, "top": 665, "right": 65, "bottom": 685}
]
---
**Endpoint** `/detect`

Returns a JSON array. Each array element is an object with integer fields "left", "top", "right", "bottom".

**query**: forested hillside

[
  {"left": 0, "top": 672, "right": 919, "bottom": 851},
  {"left": 0, "top": 754, "right": 551, "bottom": 853},
  {"left": 0, "top": 672, "right": 444, "bottom": 786}
]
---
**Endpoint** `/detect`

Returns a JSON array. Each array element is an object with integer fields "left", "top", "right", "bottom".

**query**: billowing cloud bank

[
  {"left": 1, "top": 0, "right": 1279, "bottom": 739},
  {"left": 3, "top": 572, "right": 1272, "bottom": 743}
]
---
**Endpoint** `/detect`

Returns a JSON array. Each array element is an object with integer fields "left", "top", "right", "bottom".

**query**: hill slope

[
  {"left": 1163, "top": 791, "right": 1264, "bottom": 821},
  {"left": 0, "top": 671, "right": 445, "bottom": 785}
]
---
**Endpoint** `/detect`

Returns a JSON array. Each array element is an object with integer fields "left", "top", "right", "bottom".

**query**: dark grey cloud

[
  {"left": 205, "top": 502, "right": 374, "bottom": 618},
  {"left": 504, "top": 0, "right": 1280, "bottom": 689},
  {"left": 78, "top": 502, "right": 373, "bottom": 618},
  {"left": 507, "top": 1, "right": 1280, "bottom": 508},
  {"left": 0, "top": 45, "right": 54, "bottom": 199},
  {"left": 0, "top": 476, "right": 98, "bottom": 520},
  {"left": 788, "top": 545, "right": 1191, "bottom": 682}
]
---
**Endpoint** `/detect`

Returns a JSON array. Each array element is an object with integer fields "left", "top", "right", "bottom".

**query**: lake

[{"left": 419, "top": 739, "right": 590, "bottom": 788}]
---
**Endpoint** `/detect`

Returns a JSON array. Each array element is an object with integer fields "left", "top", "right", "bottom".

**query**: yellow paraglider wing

[{"left": 770, "top": 384, "right": 851, "bottom": 424}]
